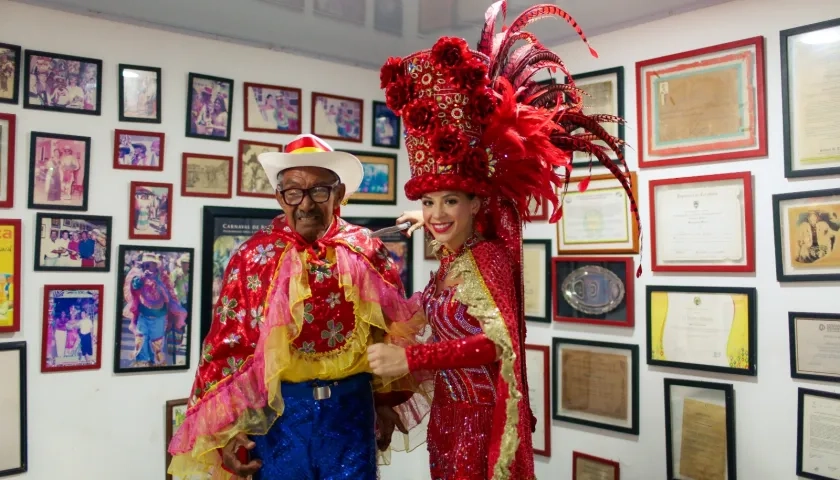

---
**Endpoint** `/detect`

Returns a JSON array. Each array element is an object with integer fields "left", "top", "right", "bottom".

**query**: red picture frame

[
  {"left": 237, "top": 139, "right": 282, "bottom": 199},
  {"left": 528, "top": 196, "right": 549, "bottom": 222},
  {"left": 129, "top": 181, "right": 173, "bottom": 240},
  {"left": 524, "top": 344, "right": 551, "bottom": 457},
  {"left": 649, "top": 171, "right": 755, "bottom": 273},
  {"left": 0, "top": 218, "right": 21, "bottom": 333},
  {"left": 635, "top": 36, "right": 767, "bottom": 168},
  {"left": 112, "top": 128, "right": 165, "bottom": 171},
  {"left": 0, "top": 113, "right": 17, "bottom": 208},
  {"left": 572, "top": 451, "right": 620, "bottom": 480},
  {"left": 311, "top": 91, "right": 364, "bottom": 143},
  {"left": 40, "top": 284, "right": 104, "bottom": 373},
  {"left": 243, "top": 82, "right": 302, "bottom": 135},
  {"left": 180, "top": 153, "right": 233, "bottom": 199},
  {"left": 551, "top": 256, "right": 635, "bottom": 328}
]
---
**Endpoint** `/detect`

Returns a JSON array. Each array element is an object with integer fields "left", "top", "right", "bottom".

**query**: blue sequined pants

[{"left": 251, "top": 373, "right": 378, "bottom": 480}]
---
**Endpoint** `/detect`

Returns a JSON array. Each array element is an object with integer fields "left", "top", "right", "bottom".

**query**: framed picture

[
  {"left": 112, "top": 129, "right": 164, "bottom": 171},
  {"left": 342, "top": 150, "right": 397, "bottom": 205},
  {"left": 114, "top": 245, "right": 194, "bottom": 373},
  {"left": 572, "top": 451, "right": 619, "bottom": 480},
  {"left": 34, "top": 212, "right": 112, "bottom": 272},
  {"left": 528, "top": 196, "right": 548, "bottom": 222},
  {"left": 313, "top": 0, "right": 365, "bottom": 25},
  {"left": 647, "top": 285, "right": 757, "bottom": 376},
  {"left": 27, "top": 131, "right": 91, "bottom": 211},
  {"left": 372, "top": 101, "right": 401, "bottom": 148},
  {"left": 523, "top": 239, "right": 551, "bottom": 323},
  {"left": 23, "top": 49, "right": 102, "bottom": 115},
  {"left": 0, "top": 43, "right": 21, "bottom": 105},
  {"left": 118, "top": 64, "right": 161, "bottom": 123},
  {"left": 635, "top": 36, "right": 767, "bottom": 167},
  {"left": 551, "top": 337, "right": 639, "bottom": 435},
  {"left": 649, "top": 171, "right": 755, "bottom": 273},
  {"left": 781, "top": 18, "right": 840, "bottom": 178},
  {"left": 556, "top": 172, "right": 640, "bottom": 254},
  {"left": 552, "top": 256, "right": 634, "bottom": 327},
  {"left": 789, "top": 312, "right": 840, "bottom": 383},
  {"left": 0, "top": 112, "right": 17, "bottom": 208},
  {"left": 186, "top": 72, "right": 233, "bottom": 141},
  {"left": 200, "top": 206, "right": 279, "bottom": 343},
  {"left": 0, "top": 219, "right": 21, "bottom": 333},
  {"left": 565, "top": 66, "right": 625, "bottom": 166},
  {"left": 664, "top": 378, "right": 736, "bottom": 480},
  {"left": 345, "top": 216, "right": 414, "bottom": 296},
  {"left": 181, "top": 153, "right": 233, "bottom": 199},
  {"left": 165, "top": 398, "right": 188, "bottom": 480},
  {"left": 773, "top": 187, "right": 840, "bottom": 282},
  {"left": 41, "top": 284, "right": 104, "bottom": 373},
  {"left": 237, "top": 139, "right": 282, "bottom": 198},
  {"left": 129, "top": 182, "right": 172, "bottom": 240},
  {"left": 311, "top": 92, "right": 363, "bottom": 143},
  {"left": 0, "top": 341, "right": 26, "bottom": 477},
  {"left": 525, "top": 344, "right": 551, "bottom": 457},
  {"left": 797, "top": 388, "right": 840, "bottom": 479},
  {"left": 243, "top": 82, "right": 301, "bottom": 135},
  {"left": 423, "top": 235, "right": 436, "bottom": 260}
]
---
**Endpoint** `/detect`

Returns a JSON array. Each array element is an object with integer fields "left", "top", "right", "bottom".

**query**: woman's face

[{"left": 421, "top": 190, "right": 480, "bottom": 250}]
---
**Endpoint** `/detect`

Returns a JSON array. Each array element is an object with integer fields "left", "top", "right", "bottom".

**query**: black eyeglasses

[{"left": 277, "top": 182, "right": 339, "bottom": 206}]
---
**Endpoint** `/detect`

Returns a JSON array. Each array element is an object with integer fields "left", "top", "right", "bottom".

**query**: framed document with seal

[
  {"left": 0, "top": 341, "right": 27, "bottom": 477},
  {"left": 551, "top": 337, "right": 639, "bottom": 435},
  {"left": 523, "top": 239, "right": 551, "bottom": 323},
  {"left": 572, "top": 451, "right": 619, "bottom": 480},
  {"left": 650, "top": 171, "right": 755, "bottom": 273},
  {"left": 525, "top": 344, "right": 551, "bottom": 457},
  {"left": 789, "top": 312, "right": 840, "bottom": 383},
  {"left": 556, "top": 172, "right": 640, "bottom": 255},
  {"left": 552, "top": 256, "right": 634, "bottom": 327},
  {"left": 797, "top": 388, "right": 840, "bottom": 480},
  {"left": 636, "top": 36, "right": 767, "bottom": 168},
  {"left": 781, "top": 17, "right": 840, "bottom": 179},
  {"left": 563, "top": 66, "right": 625, "bottom": 166},
  {"left": 647, "top": 285, "right": 757, "bottom": 376},
  {"left": 664, "top": 378, "right": 736, "bottom": 480}
]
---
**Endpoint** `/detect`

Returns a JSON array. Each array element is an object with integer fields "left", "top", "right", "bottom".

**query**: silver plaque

[{"left": 560, "top": 265, "right": 625, "bottom": 315}]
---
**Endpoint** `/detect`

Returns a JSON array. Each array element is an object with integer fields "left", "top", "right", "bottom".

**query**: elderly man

[{"left": 167, "top": 134, "right": 429, "bottom": 480}]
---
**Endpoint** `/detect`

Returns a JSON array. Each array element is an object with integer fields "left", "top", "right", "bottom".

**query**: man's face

[{"left": 276, "top": 166, "right": 345, "bottom": 243}]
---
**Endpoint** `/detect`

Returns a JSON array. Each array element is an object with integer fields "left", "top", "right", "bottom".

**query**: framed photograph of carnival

[
  {"left": 243, "top": 82, "right": 301, "bottom": 135},
  {"left": 341, "top": 150, "right": 397, "bottom": 205},
  {"left": 23, "top": 49, "right": 102, "bottom": 115},
  {"left": 34, "top": 212, "right": 112, "bottom": 272},
  {"left": 118, "top": 64, "right": 161, "bottom": 123},
  {"left": 186, "top": 72, "right": 233, "bottom": 142},
  {"left": 372, "top": 100, "right": 400, "bottom": 148},
  {"left": 0, "top": 112, "right": 17, "bottom": 208},
  {"left": 0, "top": 341, "right": 27, "bottom": 477},
  {"left": 112, "top": 129, "right": 164, "bottom": 171},
  {"left": 345, "top": 216, "right": 414, "bottom": 296},
  {"left": 0, "top": 43, "right": 21, "bottom": 105},
  {"left": 311, "top": 92, "right": 363, "bottom": 143},
  {"left": 0, "top": 219, "right": 21, "bottom": 334},
  {"left": 113, "top": 245, "right": 194, "bottom": 374},
  {"left": 41, "top": 284, "right": 104, "bottom": 373},
  {"left": 773, "top": 187, "right": 840, "bottom": 282},
  {"left": 27, "top": 131, "right": 91, "bottom": 211},
  {"left": 564, "top": 66, "right": 625, "bottom": 166},
  {"left": 129, "top": 181, "right": 172, "bottom": 240},
  {"left": 237, "top": 139, "right": 282, "bottom": 199}
]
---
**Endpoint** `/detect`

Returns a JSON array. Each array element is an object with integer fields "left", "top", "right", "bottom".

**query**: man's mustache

[{"left": 296, "top": 211, "right": 322, "bottom": 220}]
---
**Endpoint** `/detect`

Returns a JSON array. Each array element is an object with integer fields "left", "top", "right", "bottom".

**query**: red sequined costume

[{"left": 381, "top": 1, "right": 643, "bottom": 479}]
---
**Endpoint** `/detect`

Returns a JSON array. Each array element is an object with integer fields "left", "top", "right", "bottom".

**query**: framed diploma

[
  {"left": 781, "top": 17, "right": 840, "bottom": 179},
  {"left": 551, "top": 337, "right": 639, "bottom": 435},
  {"left": 572, "top": 451, "right": 619, "bottom": 480},
  {"left": 635, "top": 36, "right": 768, "bottom": 168},
  {"left": 664, "top": 378, "right": 736, "bottom": 480},
  {"left": 524, "top": 344, "right": 551, "bottom": 457},
  {"left": 552, "top": 256, "right": 634, "bottom": 327},
  {"left": 564, "top": 66, "right": 625, "bottom": 166},
  {"left": 789, "top": 312, "right": 840, "bottom": 383},
  {"left": 797, "top": 388, "right": 840, "bottom": 480},
  {"left": 0, "top": 341, "right": 27, "bottom": 477},
  {"left": 649, "top": 171, "right": 755, "bottom": 273},
  {"left": 772, "top": 187, "right": 840, "bottom": 282},
  {"left": 523, "top": 239, "right": 551, "bottom": 323},
  {"left": 646, "top": 285, "right": 757, "bottom": 376},
  {"left": 556, "top": 172, "right": 640, "bottom": 255}
]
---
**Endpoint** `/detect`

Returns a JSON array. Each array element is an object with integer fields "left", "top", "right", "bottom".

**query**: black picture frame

[
  {"left": 781, "top": 17, "right": 840, "bottom": 179},
  {"left": 552, "top": 256, "right": 634, "bottom": 328},
  {"left": 113, "top": 244, "right": 195, "bottom": 374},
  {"left": 523, "top": 239, "right": 551, "bottom": 323},
  {"left": 0, "top": 341, "right": 27, "bottom": 477},
  {"left": 789, "top": 311, "right": 840, "bottom": 384},
  {"left": 564, "top": 66, "right": 625, "bottom": 166},
  {"left": 118, "top": 63, "right": 162, "bottom": 124},
  {"left": 185, "top": 72, "right": 234, "bottom": 142},
  {"left": 33, "top": 212, "right": 112, "bottom": 272},
  {"left": 0, "top": 43, "right": 22, "bottom": 105},
  {"left": 344, "top": 216, "right": 414, "bottom": 297},
  {"left": 772, "top": 188, "right": 840, "bottom": 282},
  {"left": 646, "top": 285, "right": 758, "bottom": 376},
  {"left": 371, "top": 100, "right": 401, "bottom": 149},
  {"left": 23, "top": 49, "right": 102, "bottom": 116},
  {"left": 797, "top": 387, "right": 840, "bottom": 480},
  {"left": 664, "top": 378, "right": 736, "bottom": 480},
  {"left": 340, "top": 150, "right": 398, "bottom": 206},
  {"left": 27, "top": 131, "right": 92, "bottom": 211},
  {"left": 551, "top": 337, "right": 640, "bottom": 435}
]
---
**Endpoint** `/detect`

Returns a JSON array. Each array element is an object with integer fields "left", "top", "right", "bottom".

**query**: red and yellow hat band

[{"left": 283, "top": 134, "right": 334, "bottom": 154}]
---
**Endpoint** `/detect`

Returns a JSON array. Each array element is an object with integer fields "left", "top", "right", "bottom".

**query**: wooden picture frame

[
  {"left": 647, "top": 285, "right": 757, "bottom": 376},
  {"left": 371, "top": 100, "right": 401, "bottom": 149},
  {"left": 523, "top": 239, "right": 551, "bottom": 323},
  {"left": 572, "top": 451, "right": 620, "bottom": 480},
  {"left": 789, "top": 311, "right": 840, "bottom": 384},
  {"left": 27, "top": 131, "right": 91, "bottom": 211},
  {"left": 112, "top": 129, "right": 164, "bottom": 171},
  {"left": 525, "top": 344, "right": 551, "bottom": 457},
  {"left": 564, "top": 66, "right": 625, "bottom": 166},
  {"left": 129, "top": 181, "right": 172, "bottom": 240},
  {"left": 649, "top": 171, "right": 755, "bottom": 273},
  {"left": 33, "top": 212, "right": 112, "bottom": 272},
  {"left": 186, "top": 72, "right": 233, "bottom": 142},
  {"left": 0, "top": 112, "right": 17, "bottom": 208},
  {"left": 237, "top": 139, "right": 283, "bottom": 199},
  {"left": 636, "top": 36, "right": 768, "bottom": 168},
  {"left": 311, "top": 92, "right": 363, "bottom": 143},
  {"left": 181, "top": 153, "right": 233, "bottom": 199},
  {"left": 118, "top": 63, "right": 161, "bottom": 123},
  {"left": 0, "top": 43, "right": 21, "bottom": 105},
  {"left": 341, "top": 150, "right": 397, "bottom": 205},
  {"left": 552, "top": 256, "right": 634, "bottom": 328},
  {"left": 165, "top": 398, "right": 189, "bottom": 480},
  {"left": 772, "top": 187, "right": 840, "bottom": 282},
  {"left": 41, "top": 284, "right": 104, "bottom": 373},
  {"left": 797, "top": 387, "right": 840, "bottom": 480},
  {"left": 0, "top": 218, "right": 21, "bottom": 333},
  {"left": 23, "top": 49, "right": 103, "bottom": 116},
  {"left": 0, "top": 341, "right": 27, "bottom": 477},
  {"left": 243, "top": 82, "right": 302, "bottom": 135}
]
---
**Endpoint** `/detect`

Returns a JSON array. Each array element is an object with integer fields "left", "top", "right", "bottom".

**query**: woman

[{"left": 367, "top": 2, "right": 642, "bottom": 479}]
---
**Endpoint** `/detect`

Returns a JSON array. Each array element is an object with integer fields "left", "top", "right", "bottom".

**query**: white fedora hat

[{"left": 257, "top": 134, "right": 363, "bottom": 200}]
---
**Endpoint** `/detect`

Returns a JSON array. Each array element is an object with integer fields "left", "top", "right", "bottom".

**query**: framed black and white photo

[
  {"left": 523, "top": 239, "right": 551, "bottom": 323},
  {"left": 798, "top": 388, "right": 840, "bottom": 480},
  {"left": 773, "top": 187, "right": 840, "bottom": 283},
  {"left": 789, "top": 312, "right": 840, "bottom": 383},
  {"left": 0, "top": 341, "right": 27, "bottom": 477}
]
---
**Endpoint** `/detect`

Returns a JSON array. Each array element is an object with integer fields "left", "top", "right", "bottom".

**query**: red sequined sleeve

[{"left": 404, "top": 333, "right": 498, "bottom": 372}]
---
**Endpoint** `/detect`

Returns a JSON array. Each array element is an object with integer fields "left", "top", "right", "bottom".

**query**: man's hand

[
  {"left": 375, "top": 405, "right": 408, "bottom": 452},
  {"left": 367, "top": 343, "right": 409, "bottom": 377},
  {"left": 396, "top": 211, "right": 424, "bottom": 236},
  {"left": 221, "top": 432, "right": 262, "bottom": 478}
]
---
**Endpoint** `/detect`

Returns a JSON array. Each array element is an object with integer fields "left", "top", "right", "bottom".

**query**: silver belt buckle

[{"left": 313, "top": 385, "right": 331, "bottom": 401}]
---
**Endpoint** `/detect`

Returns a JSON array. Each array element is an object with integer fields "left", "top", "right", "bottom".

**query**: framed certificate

[
  {"left": 564, "top": 66, "right": 625, "bottom": 166},
  {"left": 781, "top": 17, "right": 840, "bottom": 179},
  {"left": 664, "top": 378, "right": 736, "bottom": 480},
  {"left": 636, "top": 36, "right": 768, "bottom": 167},
  {"left": 772, "top": 187, "right": 840, "bottom": 282},
  {"left": 572, "top": 451, "right": 619, "bottom": 480},
  {"left": 0, "top": 341, "right": 27, "bottom": 477},
  {"left": 646, "top": 285, "right": 757, "bottom": 376},
  {"left": 524, "top": 344, "right": 551, "bottom": 457},
  {"left": 789, "top": 312, "right": 840, "bottom": 383},
  {"left": 556, "top": 172, "right": 640, "bottom": 255},
  {"left": 523, "top": 239, "right": 551, "bottom": 323},
  {"left": 552, "top": 256, "right": 634, "bottom": 327},
  {"left": 798, "top": 388, "right": 840, "bottom": 480},
  {"left": 649, "top": 171, "right": 755, "bottom": 272},
  {"left": 551, "top": 337, "right": 639, "bottom": 435}
]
